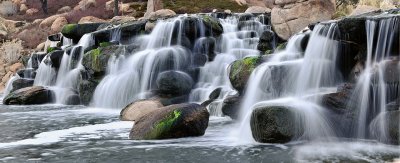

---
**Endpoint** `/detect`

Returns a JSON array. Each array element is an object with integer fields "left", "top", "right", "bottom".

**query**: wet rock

[
  {"left": 61, "top": 23, "right": 106, "bottom": 43},
  {"left": 250, "top": 105, "right": 297, "bottom": 143},
  {"left": 200, "top": 87, "right": 222, "bottom": 107},
  {"left": 321, "top": 83, "right": 354, "bottom": 114},
  {"left": 201, "top": 15, "right": 224, "bottom": 36},
  {"left": 48, "top": 33, "right": 62, "bottom": 41},
  {"left": 156, "top": 71, "right": 194, "bottom": 97},
  {"left": 120, "top": 99, "right": 164, "bottom": 121},
  {"left": 82, "top": 46, "right": 123, "bottom": 77},
  {"left": 11, "top": 78, "right": 34, "bottom": 92},
  {"left": 3, "top": 86, "right": 54, "bottom": 105},
  {"left": 65, "top": 94, "right": 81, "bottom": 105},
  {"left": 370, "top": 110, "right": 399, "bottom": 145},
  {"left": 222, "top": 94, "right": 242, "bottom": 120},
  {"left": 17, "top": 69, "right": 36, "bottom": 79},
  {"left": 78, "top": 79, "right": 99, "bottom": 106},
  {"left": 49, "top": 50, "right": 65, "bottom": 69},
  {"left": 119, "top": 20, "right": 147, "bottom": 42},
  {"left": 229, "top": 56, "right": 262, "bottom": 93},
  {"left": 257, "top": 30, "right": 275, "bottom": 52},
  {"left": 31, "top": 52, "right": 47, "bottom": 69},
  {"left": 130, "top": 103, "right": 209, "bottom": 140}
]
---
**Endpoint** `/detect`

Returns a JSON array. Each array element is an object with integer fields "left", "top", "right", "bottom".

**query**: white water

[{"left": 236, "top": 23, "right": 341, "bottom": 143}]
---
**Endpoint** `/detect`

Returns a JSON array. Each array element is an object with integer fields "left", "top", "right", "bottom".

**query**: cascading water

[
  {"left": 349, "top": 16, "right": 399, "bottom": 140},
  {"left": 189, "top": 15, "right": 267, "bottom": 116},
  {"left": 236, "top": 23, "right": 341, "bottom": 143}
]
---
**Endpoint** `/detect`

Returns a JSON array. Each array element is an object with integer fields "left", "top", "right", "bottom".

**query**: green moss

[
  {"left": 163, "top": 0, "right": 247, "bottom": 14},
  {"left": 265, "top": 50, "right": 273, "bottom": 55},
  {"left": 47, "top": 47, "right": 56, "bottom": 53},
  {"left": 276, "top": 43, "right": 287, "bottom": 51},
  {"left": 145, "top": 110, "right": 182, "bottom": 139},
  {"left": 61, "top": 24, "right": 77, "bottom": 35},
  {"left": 99, "top": 42, "right": 112, "bottom": 47},
  {"left": 201, "top": 15, "right": 223, "bottom": 32},
  {"left": 90, "top": 48, "right": 101, "bottom": 57}
]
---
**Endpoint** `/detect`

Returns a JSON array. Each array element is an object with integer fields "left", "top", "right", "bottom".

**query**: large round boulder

[
  {"left": 201, "top": 15, "right": 224, "bottom": 36},
  {"left": 156, "top": 71, "right": 194, "bottom": 97},
  {"left": 229, "top": 56, "right": 262, "bottom": 93},
  {"left": 3, "top": 86, "right": 54, "bottom": 105},
  {"left": 250, "top": 105, "right": 297, "bottom": 143},
  {"left": 370, "top": 110, "right": 399, "bottom": 145},
  {"left": 82, "top": 46, "right": 124, "bottom": 77},
  {"left": 130, "top": 103, "right": 209, "bottom": 140},
  {"left": 120, "top": 99, "right": 164, "bottom": 121}
]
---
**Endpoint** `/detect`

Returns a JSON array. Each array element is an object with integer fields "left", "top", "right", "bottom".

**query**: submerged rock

[
  {"left": 3, "top": 86, "right": 54, "bottom": 105},
  {"left": 250, "top": 105, "right": 297, "bottom": 143},
  {"left": 370, "top": 110, "right": 400, "bottom": 145},
  {"left": 156, "top": 71, "right": 194, "bottom": 97},
  {"left": 222, "top": 94, "right": 242, "bottom": 120},
  {"left": 11, "top": 79, "right": 34, "bottom": 92},
  {"left": 78, "top": 79, "right": 99, "bottom": 106},
  {"left": 130, "top": 103, "right": 209, "bottom": 140},
  {"left": 229, "top": 56, "right": 262, "bottom": 93},
  {"left": 120, "top": 99, "right": 164, "bottom": 121}
]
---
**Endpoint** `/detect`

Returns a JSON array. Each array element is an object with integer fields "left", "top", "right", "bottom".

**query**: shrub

[
  {"left": 0, "top": 39, "right": 23, "bottom": 64},
  {"left": 0, "top": 1, "right": 17, "bottom": 16}
]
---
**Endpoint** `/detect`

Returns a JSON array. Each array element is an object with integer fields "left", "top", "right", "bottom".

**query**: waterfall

[
  {"left": 92, "top": 16, "right": 194, "bottom": 108},
  {"left": 189, "top": 16, "right": 267, "bottom": 116},
  {"left": 349, "top": 17, "right": 399, "bottom": 139},
  {"left": 236, "top": 23, "right": 341, "bottom": 143}
]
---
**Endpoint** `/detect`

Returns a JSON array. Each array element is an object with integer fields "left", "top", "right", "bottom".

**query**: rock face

[
  {"left": 250, "top": 105, "right": 297, "bottom": 143},
  {"left": 11, "top": 78, "right": 34, "bottom": 92},
  {"left": 229, "top": 56, "right": 262, "bottom": 93},
  {"left": 156, "top": 71, "right": 194, "bottom": 97},
  {"left": 245, "top": 6, "right": 271, "bottom": 13},
  {"left": 370, "top": 111, "right": 399, "bottom": 145},
  {"left": 120, "top": 100, "right": 164, "bottom": 121},
  {"left": 130, "top": 103, "right": 209, "bottom": 140},
  {"left": 271, "top": 0, "right": 335, "bottom": 40},
  {"left": 3, "top": 86, "right": 54, "bottom": 105}
]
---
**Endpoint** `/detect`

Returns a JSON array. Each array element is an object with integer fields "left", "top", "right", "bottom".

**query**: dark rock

[
  {"left": 119, "top": 20, "right": 147, "bottom": 43},
  {"left": 321, "top": 83, "right": 354, "bottom": 114},
  {"left": 130, "top": 103, "right": 209, "bottom": 140},
  {"left": 200, "top": 87, "right": 222, "bottom": 107},
  {"left": 201, "top": 15, "right": 223, "bottom": 36},
  {"left": 120, "top": 99, "right": 164, "bottom": 121},
  {"left": 156, "top": 71, "right": 194, "bottom": 97},
  {"left": 31, "top": 52, "right": 47, "bottom": 69},
  {"left": 222, "top": 94, "right": 242, "bottom": 120},
  {"left": 238, "top": 13, "right": 254, "bottom": 22},
  {"left": 250, "top": 105, "right": 297, "bottom": 143},
  {"left": 370, "top": 110, "right": 399, "bottom": 145},
  {"left": 48, "top": 33, "right": 62, "bottom": 41},
  {"left": 3, "top": 86, "right": 54, "bottom": 105},
  {"left": 11, "top": 79, "right": 34, "bottom": 92},
  {"left": 65, "top": 94, "right": 81, "bottom": 105},
  {"left": 49, "top": 50, "right": 65, "bottom": 69},
  {"left": 61, "top": 23, "right": 106, "bottom": 43},
  {"left": 153, "top": 95, "right": 190, "bottom": 106},
  {"left": 300, "top": 33, "right": 310, "bottom": 51},
  {"left": 78, "top": 79, "right": 99, "bottom": 105},
  {"left": 259, "top": 30, "right": 275, "bottom": 42},
  {"left": 16, "top": 69, "right": 36, "bottom": 79},
  {"left": 229, "top": 56, "right": 262, "bottom": 93},
  {"left": 82, "top": 45, "right": 123, "bottom": 78}
]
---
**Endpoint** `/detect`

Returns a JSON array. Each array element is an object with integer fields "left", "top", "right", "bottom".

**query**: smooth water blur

[{"left": 0, "top": 104, "right": 399, "bottom": 162}]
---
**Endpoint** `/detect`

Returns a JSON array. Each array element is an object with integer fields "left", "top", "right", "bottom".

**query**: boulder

[
  {"left": 370, "top": 110, "right": 399, "bottom": 145},
  {"left": 156, "top": 71, "right": 194, "bottom": 97},
  {"left": 110, "top": 16, "right": 136, "bottom": 24},
  {"left": 146, "top": 9, "right": 176, "bottom": 20},
  {"left": 26, "top": 8, "right": 39, "bottom": 16},
  {"left": 75, "top": 0, "right": 97, "bottom": 11},
  {"left": 49, "top": 50, "right": 65, "bottom": 69},
  {"left": 61, "top": 23, "right": 105, "bottom": 42},
  {"left": 31, "top": 52, "right": 47, "bottom": 69},
  {"left": 144, "top": 0, "right": 163, "bottom": 17},
  {"left": 40, "top": 14, "right": 66, "bottom": 29},
  {"left": 120, "top": 99, "right": 164, "bottom": 121},
  {"left": 250, "top": 105, "right": 297, "bottom": 143},
  {"left": 271, "top": 0, "right": 335, "bottom": 40},
  {"left": 222, "top": 94, "right": 242, "bottom": 120},
  {"left": 229, "top": 56, "right": 262, "bottom": 93},
  {"left": 201, "top": 15, "right": 224, "bottom": 36},
  {"left": 257, "top": 30, "right": 275, "bottom": 52},
  {"left": 200, "top": 87, "right": 222, "bottom": 107},
  {"left": 130, "top": 103, "right": 209, "bottom": 140},
  {"left": 78, "top": 16, "right": 106, "bottom": 24},
  {"left": 245, "top": 6, "right": 271, "bottom": 14},
  {"left": 51, "top": 17, "right": 68, "bottom": 32},
  {"left": 78, "top": 79, "right": 99, "bottom": 105},
  {"left": 57, "top": 6, "right": 72, "bottom": 14},
  {"left": 16, "top": 69, "right": 36, "bottom": 79},
  {"left": 19, "top": 4, "right": 28, "bottom": 13},
  {"left": 9, "top": 62, "right": 24, "bottom": 73},
  {"left": 3, "top": 86, "right": 54, "bottom": 105},
  {"left": 11, "top": 78, "right": 34, "bottom": 92},
  {"left": 82, "top": 45, "right": 123, "bottom": 77}
]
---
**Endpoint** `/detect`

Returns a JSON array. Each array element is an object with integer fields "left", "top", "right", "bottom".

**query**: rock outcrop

[{"left": 3, "top": 86, "right": 54, "bottom": 105}]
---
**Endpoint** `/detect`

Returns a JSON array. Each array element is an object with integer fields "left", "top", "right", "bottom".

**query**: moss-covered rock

[
  {"left": 82, "top": 45, "right": 123, "bottom": 78},
  {"left": 201, "top": 15, "right": 223, "bottom": 36},
  {"left": 61, "top": 23, "right": 105, "bottom": 43},
  {"left": 229, "top": 56, "right": 262, "bottom": 93},
  {"left": 130, "top": 103, "right": 209, "bottom": 140}
]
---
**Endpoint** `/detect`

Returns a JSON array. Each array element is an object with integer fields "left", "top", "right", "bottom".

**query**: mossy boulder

[
  {"left": 229, "top": 56, "right": 262, "bottom": 93},
  {"left": 82, "top": 45, "right": 123, "bottom": 77},
  {"left": 201, "top": 15, "right": 223, "bottom": 36},
  {"left": 120, "top": 99, "right": 164, "bottom": 121},
  {"left": 3, "top": 86, "right": 54, "bottom": 105},
  {"left": 61, "top": 23, "right": 105, "bottom": 43},
  {"left": 130, "top": 103, "right": 209, "bottom": 140},
  {"left": 250, "top": 105, "right": 297, "bottom": 143}
]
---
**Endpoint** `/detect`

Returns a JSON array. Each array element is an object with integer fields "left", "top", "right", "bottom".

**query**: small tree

[
  {"left": 40, "top": 0, "right": 48, "bottom": 14},
  {"left": 114, "top": 0, "right": 119, "bottom": 16}
]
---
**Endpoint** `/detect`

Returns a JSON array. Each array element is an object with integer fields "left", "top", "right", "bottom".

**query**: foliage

[
  {"left": 0, "top": 1, "right": 17, "bottom": 16},
  {"left": 0, "top": 39, "right": 23, "bottom": 64}
]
